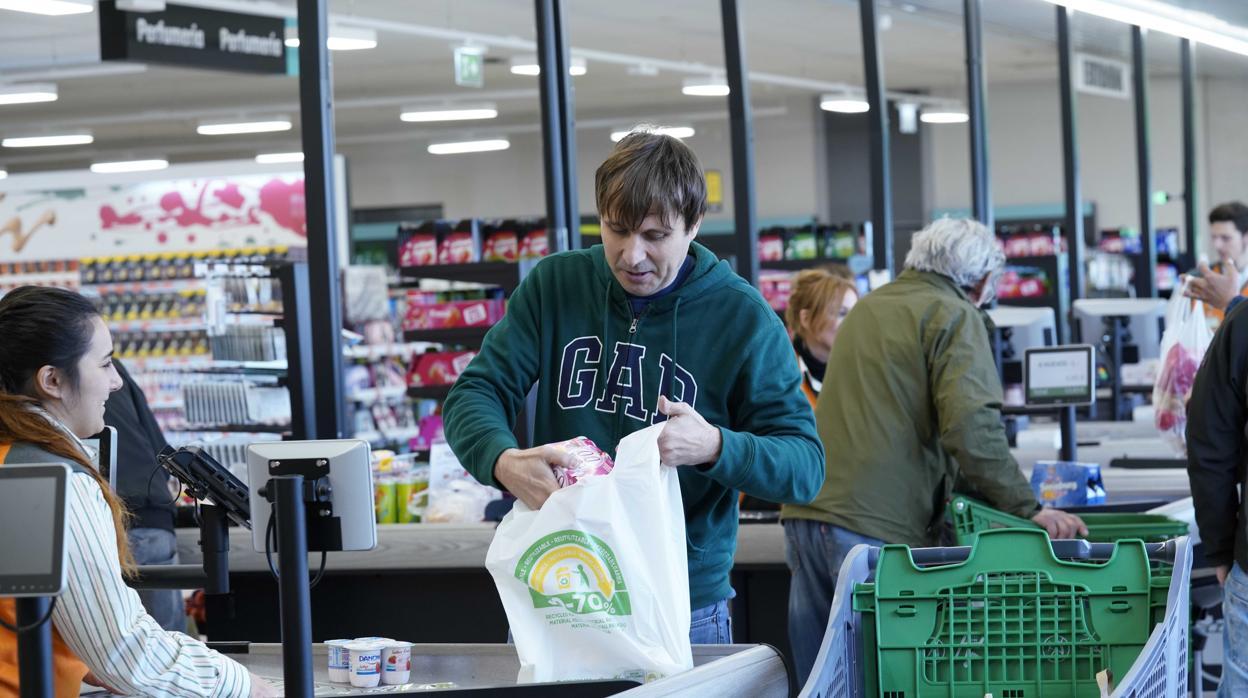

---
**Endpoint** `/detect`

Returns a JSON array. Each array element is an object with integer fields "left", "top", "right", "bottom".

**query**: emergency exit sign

[{"left": 455, "top": 46, "right": 484, "bottom": 88}]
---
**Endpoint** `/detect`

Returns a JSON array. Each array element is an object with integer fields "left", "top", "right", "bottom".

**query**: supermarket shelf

[
  {"left": 354, "top": 426, "right": 422, "bottom": 445},
  {"left": 997, "top": 296, "right": 1055, "bottom": 308},
  {"left": 759, "top": 258, "right": 852, "bottom": 272},
  {"left": 173, "top": 423, "right": 291, "bottom": 434},
  {"left": 148, "top": 400, "right": 185, "bottom": 411},
  {"left": 347, "top": 385, "right": 409, "bottom": 403},
  {"left": 343, "top": 342, "right": 431, "bottom": 361},
  {"left": 1004, "top": 255, "right": 1063, "bottom": 267},
  {"left": 109, "top": 319, "right": 207, "bottom": 333},
  {"left": 85, "top": 279, "right": 204, "bottom": 295},
  {"left": 403, "top": 327, "right": 491, "bottom": 345},
  {"left": 398, "top": 262, "right": 523, "bottom": 293},
  {"left": 407, "top": 384, "right": 453, "bottom": 400}
]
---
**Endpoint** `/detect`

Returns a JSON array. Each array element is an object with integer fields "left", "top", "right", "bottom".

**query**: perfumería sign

[{"left": 99, "top": 0, "right": 288, "bottom": 75}]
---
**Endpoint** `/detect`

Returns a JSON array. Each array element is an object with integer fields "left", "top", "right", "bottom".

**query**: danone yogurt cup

[
  {"left": 346, "top": 641, "right": 386, "bottom": 688},
  {"left": 325, "top": 639, "right": 352, "bottom": 683},
  {"left": 381, "top": 640, "right": 414, "bottom": 685}
]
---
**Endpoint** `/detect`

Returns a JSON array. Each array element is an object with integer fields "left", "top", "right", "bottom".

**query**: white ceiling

[{"left": 0, "top": 0, "right": 1245, "bottom": 173}]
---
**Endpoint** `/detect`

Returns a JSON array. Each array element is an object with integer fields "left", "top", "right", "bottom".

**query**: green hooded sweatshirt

[{"left": 443, "top": 241, "right": 825, "bottom": 610}]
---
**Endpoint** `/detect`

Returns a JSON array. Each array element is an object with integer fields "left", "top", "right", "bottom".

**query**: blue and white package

[{"left": 1031, "top": 461, "right": 1107, "bottom": 507}]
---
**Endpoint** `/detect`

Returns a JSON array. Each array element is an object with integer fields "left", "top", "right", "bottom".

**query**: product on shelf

[
  {"left": 819, "top": 224, "right": 858, "bottom": 259},
  {"left": 208, "top": 325, "right": 287, "bottom": 362},
  {"left": 783, "top": 226, "right": 818, "bottom": 260},
  {"left": 182, "top": 380, "right": 290, "bottom": 427},
  {"left": 519, "top": 224, "right": 549, "bottom": 259},
  {"left": 996, "top": 224, "right": 1066, "bottom": 259},
  {"left": 759, "top": 271, "right": 794, "bottom": 311},
  {"left": 757, "top": 227, "right": 784, "bottom": 261},
  {"left": 0, "top": 259, "right": 81, "bottom": 294},
  {"left": 403, "top": 298, "right": 505, "bottom": 331},
  {"left": 997, "top": 266, "right": 1050, "bottom": 300},
  {"left": 438, "top": 219, "right": 481, "bottom": 264},
  {"left": 482, "top": 224, "right": 519, "bottom": 262},
  {"left": 406, "top": 350, "right": 477, "bottom": 387}
]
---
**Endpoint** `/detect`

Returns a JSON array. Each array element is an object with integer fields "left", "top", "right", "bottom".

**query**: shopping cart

[{"left": 798, "top": 528, "right": 1192, "bottom": 697}]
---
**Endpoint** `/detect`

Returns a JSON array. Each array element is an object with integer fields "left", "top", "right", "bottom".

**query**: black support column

[
  {"left": 1133, "top": 26, "right": 1156, "bottom": 297},
  {"left": 858, "top": 0, "right": 893, "bottom": 274},
  {"left": 296, "top": 0, "right": 344, "bottom": 439},
  {"left": 535, "top": 0, "right": 579, "bottom": 253},
  {"left": 720, "top": 0, "right": 759, "bottom": 286},
  {"left": 1181, "top": 38, "right": 1198, "bottom": 258},
  {"left": 964, "top": 0, "right": 991, "bottom": 228},
  {"left": 1057, "top": 6, "right": 1083, "bottom": 343}
]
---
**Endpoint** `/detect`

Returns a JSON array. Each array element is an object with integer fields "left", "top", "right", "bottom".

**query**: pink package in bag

[{"left": 549, "top": 437, "right": 615, "bottom": 487}]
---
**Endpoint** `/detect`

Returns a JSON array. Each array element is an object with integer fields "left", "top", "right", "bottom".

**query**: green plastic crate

[
  {"left": 948, "top": 496, "right": 1189, "bottom": 546},
  {"left": 854, "top": 528, "right": 1158, "bottom": 697}
]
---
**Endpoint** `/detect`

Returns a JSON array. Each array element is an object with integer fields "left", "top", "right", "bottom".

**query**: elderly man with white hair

[{"left": 780, "top": 218, "right": 1087, "bottom": 685}]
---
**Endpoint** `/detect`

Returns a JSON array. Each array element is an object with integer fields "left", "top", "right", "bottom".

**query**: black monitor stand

[{"left": 15, "top": 598, "right": 52, "bottom": 698}]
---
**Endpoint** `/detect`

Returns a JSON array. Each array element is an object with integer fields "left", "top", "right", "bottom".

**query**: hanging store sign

[
  {"left": 454, "top": 46, "right": 485, "bottom": 88},
  {"left": 98, "top": 0, "right": 288, "bottom": 75}
]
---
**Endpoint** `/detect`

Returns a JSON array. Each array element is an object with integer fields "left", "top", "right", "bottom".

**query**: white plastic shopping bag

[
  {"left": 1153, "top": 279, "right": 1214, "bottom": 453},
  {"left": 484, "top": 423, "right": 693, "bottom": 683}
]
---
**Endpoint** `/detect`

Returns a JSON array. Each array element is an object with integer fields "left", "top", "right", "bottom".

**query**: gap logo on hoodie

[{"left": 557, "top": 336, "right": 698, "bottom": 425}]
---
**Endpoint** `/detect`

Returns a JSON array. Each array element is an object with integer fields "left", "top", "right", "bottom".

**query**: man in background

[
  {"left": 106, "top": 359, "right": 185, "bottom": 632},
  {"left": 1186, "top": 202, "right": 1248, "bottom": 322}
]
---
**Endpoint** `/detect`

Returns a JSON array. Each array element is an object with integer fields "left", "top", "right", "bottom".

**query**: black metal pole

[
  {"left": 15, "top": 597, "right": 52, "bottom": 698},
  {"left": 720, "top": 0, "right": 759, "bottom": 286},
  {"left": 296, "top": 0, "right": 345, "bottom": 439},
  {"left": 535, "top": 0, "right": 579, "bottom": 252},
  {"left": 1060, "top": 406, "right": 1078, "bottom": 461},
  {"left": 1057, "top": 6, "right": 1084, "bottom": 344},
  {"left": 1180, "top": 38, "right": 1198, "bottom": 259},
  {"left": 1133, "top": 27, "right": 1157, "bottom": 298},
  {"left": 278, "top": 262, "right": 316, "bottom": 440},
  {"left": 859, "top": 0, "right": 894, "bottom": 274},
  {"left": 964, "top": 0, "right": 992, "bottom": 229},
  {"left": 274, "top": 475, "right": 313, "bottom": 698}
]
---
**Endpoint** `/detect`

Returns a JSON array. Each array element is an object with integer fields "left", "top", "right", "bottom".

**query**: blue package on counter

[{"left": 1031, "top": 461, "right": 1107, "bottom": 507}]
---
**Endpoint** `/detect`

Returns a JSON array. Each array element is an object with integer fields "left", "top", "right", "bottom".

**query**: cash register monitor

[
  {"left": 1024, "top": 345, "right": 1096, "bottom": 407},
  {"left": 0, "top": 464, "right": 71, "bottom": 597},
  {"left": 246, "top": 439, "right": 376, "bottom": 553}
]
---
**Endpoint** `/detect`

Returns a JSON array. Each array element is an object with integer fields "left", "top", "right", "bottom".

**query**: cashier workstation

[{"left": 3, "top": 439, "right": 788, "bottom": 698}]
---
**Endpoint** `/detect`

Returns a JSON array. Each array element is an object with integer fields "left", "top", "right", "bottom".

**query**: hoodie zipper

[{"left": 615, "top": 306, "right": 649, "bottom": 443}]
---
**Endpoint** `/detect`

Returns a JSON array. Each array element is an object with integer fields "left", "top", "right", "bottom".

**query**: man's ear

[
  {"left": 34, "top": 365, "right": 65, "bottom": 401},
  {"left": 688, "top": 216, "right": 703, "bottom": 239}
]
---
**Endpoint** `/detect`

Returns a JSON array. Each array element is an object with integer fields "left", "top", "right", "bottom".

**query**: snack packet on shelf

[{"left": 549, "top": 436, "right": 615, "bottom": 487}]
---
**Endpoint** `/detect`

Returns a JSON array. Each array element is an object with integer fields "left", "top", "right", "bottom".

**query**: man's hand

[
  {"left": 1184, "top": 261, "right": 1240, "bottom": 310},
  {"left": 1217, "top": 563, "right": 1231, "bottom": 586},
  {"left": 249, "top": 673, "right": 280, "bottom": 698},
  {"left": 493, "top": 444, "right": 574, "bottom": 510},
  {"left": 1030, "top": 507, "right": 1089, "bottom": 539},
  {"left": 656, "top": 396, "right": 722, "bottom": 466}
]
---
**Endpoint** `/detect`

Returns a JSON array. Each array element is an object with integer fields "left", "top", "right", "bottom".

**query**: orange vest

[{"left": 0, "top": 443, "right": 90, "bottom": 698}]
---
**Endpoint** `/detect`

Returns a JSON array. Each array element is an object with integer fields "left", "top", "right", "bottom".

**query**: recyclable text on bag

[{"left": 485, "top": 423, "right": 693, "bottom": 684}]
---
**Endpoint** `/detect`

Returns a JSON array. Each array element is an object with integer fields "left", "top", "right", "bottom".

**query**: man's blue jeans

[
  {"left": 783, "top": 519, "right": 884, "bottom": 687},
  {"left": 688, "top": 598, "right": 733, "bottom": 645},
  {"left": 1220, "top": 562, "right": 1248, "bottom": 697}
]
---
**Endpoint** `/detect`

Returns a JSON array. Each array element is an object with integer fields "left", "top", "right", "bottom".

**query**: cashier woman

[{"left": 0, "top": 287, "right": 272, "bottom": 697}]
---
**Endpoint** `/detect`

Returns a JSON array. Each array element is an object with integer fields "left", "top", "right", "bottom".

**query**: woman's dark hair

[
  {"left": 0, "top": 286, "right": 136, "bottom": 574},
  {"left": 0, "top": 285, "right": 100, "bottom": 396}
]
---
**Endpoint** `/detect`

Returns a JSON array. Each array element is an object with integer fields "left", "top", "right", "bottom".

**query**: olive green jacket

[{"left": 781, "top": 269, "right": 1039, "bottom": 545}]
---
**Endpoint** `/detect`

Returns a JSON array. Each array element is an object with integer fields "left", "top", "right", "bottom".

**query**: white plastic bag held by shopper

[{"left": 486, "top": 424, "right": 691, "bottom": 683}]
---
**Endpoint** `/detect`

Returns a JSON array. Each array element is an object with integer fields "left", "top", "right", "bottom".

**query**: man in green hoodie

[{"left": 443, "top": 131, "right": 825, "bottom": 644}]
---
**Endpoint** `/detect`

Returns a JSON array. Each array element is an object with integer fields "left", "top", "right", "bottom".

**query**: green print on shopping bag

[{"left": 515, "top": 530, "right": 632, "bottom": 617}]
